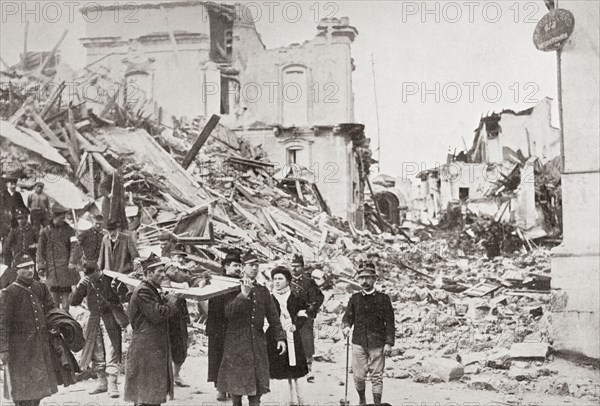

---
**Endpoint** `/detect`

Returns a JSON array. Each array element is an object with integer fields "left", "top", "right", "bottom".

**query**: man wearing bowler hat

[
  {"left": 98, "top": 221, "right": 139, "bottom": 274},
  {"left": 342, "top": 262, "right": 395, "bottom": 405},
  {"left": 37, "top": 204, "right": 78, "bottom": 312},
  {"left": 1, "top": 174, "right": 27, "bottom": 237}
]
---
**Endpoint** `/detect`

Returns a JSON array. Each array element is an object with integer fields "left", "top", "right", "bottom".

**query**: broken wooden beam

[
  {"left": 37, "top": 29, "right": 68, "bottom": 75},
  {"left": 181, "top": 114, "right": 220, "bottom": 169},
  {"left": 38, "top": 81, "right": 66, "bottom": 121}
]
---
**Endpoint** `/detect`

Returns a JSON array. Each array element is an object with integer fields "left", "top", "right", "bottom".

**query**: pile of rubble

[{"left": 1, "top": 56, "right": 597, "bottom": 402}]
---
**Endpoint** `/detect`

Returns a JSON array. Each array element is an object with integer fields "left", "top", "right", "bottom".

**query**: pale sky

[{"left": 0, "top": 0, "right": 559, "bottom": 177}]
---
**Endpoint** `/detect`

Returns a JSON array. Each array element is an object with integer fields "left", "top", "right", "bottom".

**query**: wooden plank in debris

[
  {"left": 103, "top": 270, "right": 240, "bottom": 301},
  {"left": 181, "top": 114, "right": 220, "bottom": 169},
  {"left": 31, "top": 111, "right": 63, "bottom": 145},
  {"left": 38, "top": 81, "right": 66, "bottom": 121},
  {"left": 37, "top": 29, "right": 68, "bottom": 76},
  {"left": 65, "top": 108, "right": 81, "bottom": 165},
  {"left": 463, "top": 281, "right": 501, "bottom": 297}
]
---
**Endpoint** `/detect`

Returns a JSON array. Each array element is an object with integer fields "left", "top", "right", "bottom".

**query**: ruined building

[{"left": 80, "top": 1, "right": 370, "bottom": 227}]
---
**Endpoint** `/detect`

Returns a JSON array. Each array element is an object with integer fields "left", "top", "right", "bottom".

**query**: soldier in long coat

[
  {"left": 97, "top": 222, "right": 139, "bottom": 274},
  {"left": 1, "top": 209, "right": 37, "bottom": 289},
  {"left": 0, "top": 253, "right": 58, "bottom": 406},
  {"left": 37, "top": 204, "right": 79, "bottom": 312},
  {"left": 290, "top": 254, "right": 324, "bottom": 382},
  {"left": 206, "top": 251, "right": 242, "bottom": 401},
  {"left": 124, "top": 254, "right": 180, "bottom": 405},
  {"left": 71, "top": 262, "right": 129, "bottom": 398},
  {"left": 217, "top": 252, "right": 287, "bottom": 406}
]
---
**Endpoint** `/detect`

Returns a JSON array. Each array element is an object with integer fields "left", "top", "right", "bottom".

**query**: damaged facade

[
  {"left": 410, "top": 98, "right": 562, "bottom": 240},
  {"left": 80, "top": 2, "right": 370, "bottom": 227}
]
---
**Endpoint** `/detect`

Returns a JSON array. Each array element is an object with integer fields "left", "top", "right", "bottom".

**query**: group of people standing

[
  {"left": 1, "top": 177, "right": 396, "bottom": 406},
  {"left": 205, "top": 252, "right": 324, "bottom": 406}
]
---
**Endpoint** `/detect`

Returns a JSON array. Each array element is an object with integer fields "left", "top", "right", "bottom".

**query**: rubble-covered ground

[{"left": 2, "top": 60, "right": 597, "bottom": 406}]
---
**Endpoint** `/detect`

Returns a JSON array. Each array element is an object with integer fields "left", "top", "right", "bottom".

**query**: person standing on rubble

[
  {"left": 290, "top": 254, "right": 324, "bottom": 383},
  {"left": 27, "top": 181, "right": 50, "bottom": 236},
  {"left": 217, "top": 251, "right": 287, "bottom": 406},
  {"left": 124, "top": 253, "right": 181, "bottom": 406},
  {"left": 98, "top": 221, "right": 139, "bottom": 274},
  {"left": 71, "top": 262, "right": 129, "bottom": 398},
  {"left": 1, "top": 209, "right": 37, "bottom": 288},
  {"left": 342, "top": 262, "right": 395, "bottom": 406},
  {"left": 206, "top": 251, "right": 242, "bottom": 401},
  {"left": 0, "top": 252, "right": 59, "bottom": 406},
  {"left": 37, "top": 204, "right": 79, "bottom": 312},
  {"left": 78, "top": 215, "right": 105, "bottom": 264}
]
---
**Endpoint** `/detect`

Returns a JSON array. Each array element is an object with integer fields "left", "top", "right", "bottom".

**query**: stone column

[{"left": 551, "top": 1, "right": 600, "bottom": 359}]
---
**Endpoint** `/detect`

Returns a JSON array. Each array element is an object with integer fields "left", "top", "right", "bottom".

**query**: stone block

[{"left": 421, "top": 357, "right": 464, "bottom": 382}]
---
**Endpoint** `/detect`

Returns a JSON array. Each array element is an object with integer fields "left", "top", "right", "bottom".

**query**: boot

[
  {"left": 89, "top": 371, "right": 108, "bottom": 395},
  {"left": 373, "top": 393, "right": 382, "bottom": 405},
  {"left": 107, "top": 373, "right": 119, "bottom": 398},
  {"left": 357, "top": 390, "right": 366, "bottom": 406},
  {"left": 216, "top": 391, "right": 228, "bottom": 401},
  {"left": 173, "top": 362, "right": 189, "bottom": 387}
]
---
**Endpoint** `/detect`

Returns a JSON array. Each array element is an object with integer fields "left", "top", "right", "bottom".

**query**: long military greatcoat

[
  {"left": 206, "top": 288, "right": 240, "bottom": 384},
  {"left": 124, "top": 280, "right": 177, "bottom": 404},
  {"left": 0, "top": 279, "right": 58, "bottom": 401},
  {"left": 37, "top": 222, "right": 78, "bottom": 288},
  {"left": 217, "top": 283, "right": 285, "bottom": 397}
]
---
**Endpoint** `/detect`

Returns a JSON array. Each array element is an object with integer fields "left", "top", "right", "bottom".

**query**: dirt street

[{"left": 33, "top": 352, "right": 598, "bottom": 406}]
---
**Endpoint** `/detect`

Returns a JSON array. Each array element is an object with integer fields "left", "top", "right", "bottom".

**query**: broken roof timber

[
  {"left": 0, "top": 120, "right": 68, "bottom": 165},
  {"left": 91, "top": 126, "right": 210, "bottom": 208}
]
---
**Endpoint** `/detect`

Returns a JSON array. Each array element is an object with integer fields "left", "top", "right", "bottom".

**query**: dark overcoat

[
  {"left": 267, "top": 292, "right": 309, "bottom": 380},
  {"left": 77, "top": 227, "right": 104, "bottom": 263},
  {"left": 217, "top": 283, "right": 285, "bottom": 397},
  {"left": 0, "top": 279, "right": 58, "bottom": 400},
  {"left": 291, "top": 273, "right": 324, "bottom": 357},
  {"left": 124, "top": 280, "right": 177, "bottom": 404},
  {"left": 37, "top": 222, "right": 78, "bottom": 288},
  {"left": 3, "top": 223, "right": 36, "bottom": 266},
  {"left": 206, "top": 289, "right": 240, "bottom": 384}
]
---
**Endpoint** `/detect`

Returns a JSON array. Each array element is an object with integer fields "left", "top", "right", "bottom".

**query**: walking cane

[{"left": 341, "top": 335, "right": 350, "bottom": 406}]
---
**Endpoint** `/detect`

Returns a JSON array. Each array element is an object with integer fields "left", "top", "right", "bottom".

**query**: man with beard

[
  {"left": 206, "top": 251, "right": 242, "bottom": 400},
  {"left": 37, "top": 204, "right": 78, "bottom": 312},
  {"left": 0, "top": 253, "right": 58, "bottom": 406},
  {"left": 124, "top": 254, "right": 180, "bottom": 406},
  {"left": 71, "top": 262, "right": 129, "bottom": 398},
  {"left": 290, "top": 254, "right": 324, "bottom": 383},
  {"left": 217, "top": 251, "right": 287, "bottom": 406},
  {"left": 97, "top": 221, "right": 139, "bottom": 274},
  {"left": 342, "top": 262, "right": 395, "bottom": 405}
]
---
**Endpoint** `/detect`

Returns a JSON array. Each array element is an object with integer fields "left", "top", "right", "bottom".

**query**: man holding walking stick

[{"left": 342, "top": 262, "right": 395, "bottom": 405}]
